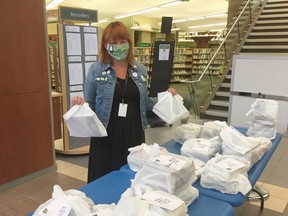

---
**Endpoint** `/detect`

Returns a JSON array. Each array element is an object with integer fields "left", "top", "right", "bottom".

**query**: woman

[{"left": 72, "top": 21, "right": 176, "bottom": 183}]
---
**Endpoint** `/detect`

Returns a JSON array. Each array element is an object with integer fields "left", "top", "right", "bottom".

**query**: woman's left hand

[{"left": 167, "top": 87, "right": 177, "bottom": 96}]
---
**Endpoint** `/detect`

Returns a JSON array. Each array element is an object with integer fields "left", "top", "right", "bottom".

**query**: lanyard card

[{"left": 118, "top": 103, "right": 128, "bottom": 117}]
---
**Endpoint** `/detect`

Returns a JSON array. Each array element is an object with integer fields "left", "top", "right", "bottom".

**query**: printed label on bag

[
  {"left": 141, "top": 191, "right": 184, "bottom": 211},
  {"left": 152, "top": 154, "right": 187, "bottom": 170},
  {"left": 191, "top": 139, "right": 211, "bottom": 153},
  {"left": 38, "top": 198, "right": 71, "bottom": 216},
  {"left": 216, "top": 158, "right": 246, "bottom": 173}
]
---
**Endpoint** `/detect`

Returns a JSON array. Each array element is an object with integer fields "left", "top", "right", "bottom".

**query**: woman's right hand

[{"left": 71, "top": 96, "right": 85, "bottom": 106}]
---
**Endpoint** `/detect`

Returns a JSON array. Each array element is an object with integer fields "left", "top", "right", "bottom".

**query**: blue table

[
  {"left": 79, "top": 170, "right": 233, "bottom": 216},
  {"left": 27, "top": 164, "right": 233, "bottom": 216},
  {"left": 162, "top": 127, "right": 282, "bottom": 207},
  {"left": 80, "top": 170, "right": 133, "bottom": 204}
]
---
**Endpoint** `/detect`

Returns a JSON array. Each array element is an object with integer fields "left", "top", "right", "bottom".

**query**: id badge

[{"left": 118, "top": 103, "right": 128, "bottom": 117}]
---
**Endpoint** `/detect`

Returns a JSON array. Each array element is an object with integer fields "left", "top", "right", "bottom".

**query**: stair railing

[{"left": 180, "top": 0, "right": 267, "bottom": 116}]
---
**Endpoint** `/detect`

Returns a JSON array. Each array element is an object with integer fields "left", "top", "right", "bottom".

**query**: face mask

[{"left": 106, "top": 42, "right": 130, "bottom": 61}]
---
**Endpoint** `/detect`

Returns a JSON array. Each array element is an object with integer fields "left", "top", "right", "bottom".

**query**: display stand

[{"left": 56, "top": 7, "right": 98, "bottom": 155}]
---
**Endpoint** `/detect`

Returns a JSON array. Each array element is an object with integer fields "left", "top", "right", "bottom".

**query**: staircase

[
  {"left": 241, "top": 0, "right": 288, "bottom": 54},
  {"left": 200, "top": 0, "right": 288, "bottom": 121}
]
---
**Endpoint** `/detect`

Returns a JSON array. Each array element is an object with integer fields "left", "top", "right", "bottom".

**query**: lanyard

[{"left": 116, "top": 72, "right": 129, "bottom": 103}]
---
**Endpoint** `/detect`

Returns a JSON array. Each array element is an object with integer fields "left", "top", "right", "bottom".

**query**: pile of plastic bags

[
  {"left": 246, "top": 98, "right": 278, "bottom": 139},
  {"left": 131, "top": 152, "right": 199, "bottom": 206},
  {"left": 172, "top": 118, "right": 273, "bottom": 195}
]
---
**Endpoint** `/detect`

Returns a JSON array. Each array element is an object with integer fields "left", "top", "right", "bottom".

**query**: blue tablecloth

[
  {"left": 80, "top": 170, "right": 133, "bottom": 204},
  {"left": 79, "top": 170, "right": 233, "bottom": 216}
]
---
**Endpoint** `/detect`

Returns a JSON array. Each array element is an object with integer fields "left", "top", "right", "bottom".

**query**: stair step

[
  {"left": 221, "top": 83, "right": 231, "bottom": 88},
  {"left": 242, "top": 45, "right": 288, "bottom": 49},
  {"left": 246, "top": 38, "right": 288, "bottom": 42},
  {"left": 205, "top": 109, "right": 228, "bottom": 118},
  {"left": 256, "top": 19, "right": 288, "bottom": 24},
  {"left": 253, "top": 25, "right": 288, "bottom": 30},
  {"left": 226, "top": 74, "right": 232, "bottom": 79},
  {"left": 262, "top": 8, "right": 288, "bottom": 13},
  {"left": 259, "top": 14, "right": 288, "bottom": 18},
  {"left": 265, "top": 3, "right": 288, "bottom": 8},
  {"left": 249, "top": 31, "right": 288, "bottom": 36},
  {"left": 211, "top": 100, "right": 230, "bottom": 107},
  {"left": 215, "top": 91, "right": 230, "bottom": 97}
]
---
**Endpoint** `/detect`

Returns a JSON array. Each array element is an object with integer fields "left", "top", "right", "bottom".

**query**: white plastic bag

[
  {"left": 131, "top": 152, "right": 198, "bottom": 205},
  {"left": 246, "top": 121, "right": 277, "bottom": 140},
  {"left": 63, "top": 103, "right": 107, "bottom": 137},
  {"left": 200, "top": 154, "right": 251, "bottom": 195},
  {"left": 245, "top": 99, "right": 278, "bottom": 139},
  {"left": 127, "top": 143, "right": 168, "bottom": 172},
  {"left": 112, "top": 188, "right": 188, "bottom": 216},
  {"left": 220, "top": 126, "right": 258, "bottom": 155},
  {"left": 174, "top": 123, "right": 203, "bottom": 144},
  {"left": 33, "top": 185, "right": 95, "bottom": 216},
  {"left": 181, "top": 136, "right": 222, "bottom": 163},
  {"left": 152, "top": 91, "right": 189, "bottom": 124},
  {"left": 222, "top": 136, "right": 272, "bottom": 167},
  {"left": 200, "top": 120, "right": 228, "bottom": 140},
  {"left": 92, "top": 204, "right": 116, "bottom": 216}
]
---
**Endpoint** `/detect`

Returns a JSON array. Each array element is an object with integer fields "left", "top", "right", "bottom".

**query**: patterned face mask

[{"left": 106, "top": 41, "right": 130, "bottom": 61}]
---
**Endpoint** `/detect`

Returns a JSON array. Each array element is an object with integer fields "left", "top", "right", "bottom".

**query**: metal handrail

[
  {"left": 179, "top": 0, "right": 265, "bottom": 116},
  {"left": 180, "top": 0, "right": 255, "bottom": 85}
]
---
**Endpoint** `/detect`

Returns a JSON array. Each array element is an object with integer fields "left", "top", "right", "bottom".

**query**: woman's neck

[{"left": 111, "top": 60, "right": 129, "bottom": 79}]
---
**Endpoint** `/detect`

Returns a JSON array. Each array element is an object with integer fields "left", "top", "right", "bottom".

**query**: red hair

[{"left": 99, "top": 21, "right": 134, "bottom": 65}]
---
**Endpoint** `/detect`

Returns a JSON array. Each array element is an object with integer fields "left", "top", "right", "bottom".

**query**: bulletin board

[
  {"left": 62, "top": 24, "right": 98, "bottom": 103},
  {"left": 230, "top": 55, "right": 288, "bottom": 96},
  {"left": 58, "top": 24, "right": 99, "bottom": 154}
]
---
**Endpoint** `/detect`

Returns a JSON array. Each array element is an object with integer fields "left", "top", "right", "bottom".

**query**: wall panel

[{"left": 0, "top": 0, "right": 54, "bottom": 184}]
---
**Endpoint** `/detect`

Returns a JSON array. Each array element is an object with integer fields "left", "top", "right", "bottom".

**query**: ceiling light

[
  {"left": 114, "top": 0, "right": 187, "bottom": 19},
  {"left": 159, "top": 1, "right": 181, "bottom": 8},
  {"left": 46, "top": 0, "right": 64, "bottom": 10},
  {"left": 91, "top": 18, "right": 110, "bottom": 25},
  {"left": 173, "top": 12, "right": 227, "bottom": 24}
]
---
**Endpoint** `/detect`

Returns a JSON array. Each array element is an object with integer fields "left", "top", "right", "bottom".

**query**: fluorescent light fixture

[
  {"left": 46, "top": 0, "right": 64, "bottom": 10},
  {"left": 173, "top": 12, "right": 227, "bottom": 24},
  {"left": 114, "top": 0, "right": 186, "bottom": 19},
  {"left": 159, "top": 1, "right": 181, "bottom": 8},
  {"left": 115, "top": 7, "right": 159, "bottom": 19},
  {"left": 92, "top": 18, "right": 110, "bottom": 25}
]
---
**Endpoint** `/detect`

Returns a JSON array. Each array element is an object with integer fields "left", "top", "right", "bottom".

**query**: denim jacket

[{"left": 84, "top": 61, "right": 156, "bottom": 129}]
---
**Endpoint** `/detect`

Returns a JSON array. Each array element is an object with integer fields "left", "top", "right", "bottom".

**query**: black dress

[{"left": 87, "top": 75, "right": 145, "bottom": 183}]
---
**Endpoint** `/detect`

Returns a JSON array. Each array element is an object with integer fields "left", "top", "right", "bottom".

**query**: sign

[
  {"left": 136, "top": 42, "right": 151, "bottom": 47},
  {"left": 59, "top": 7, "right": 97, "bottom": 22},
  {"left": 158, "top": 44, "right": 170, "bottom": 61}
]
